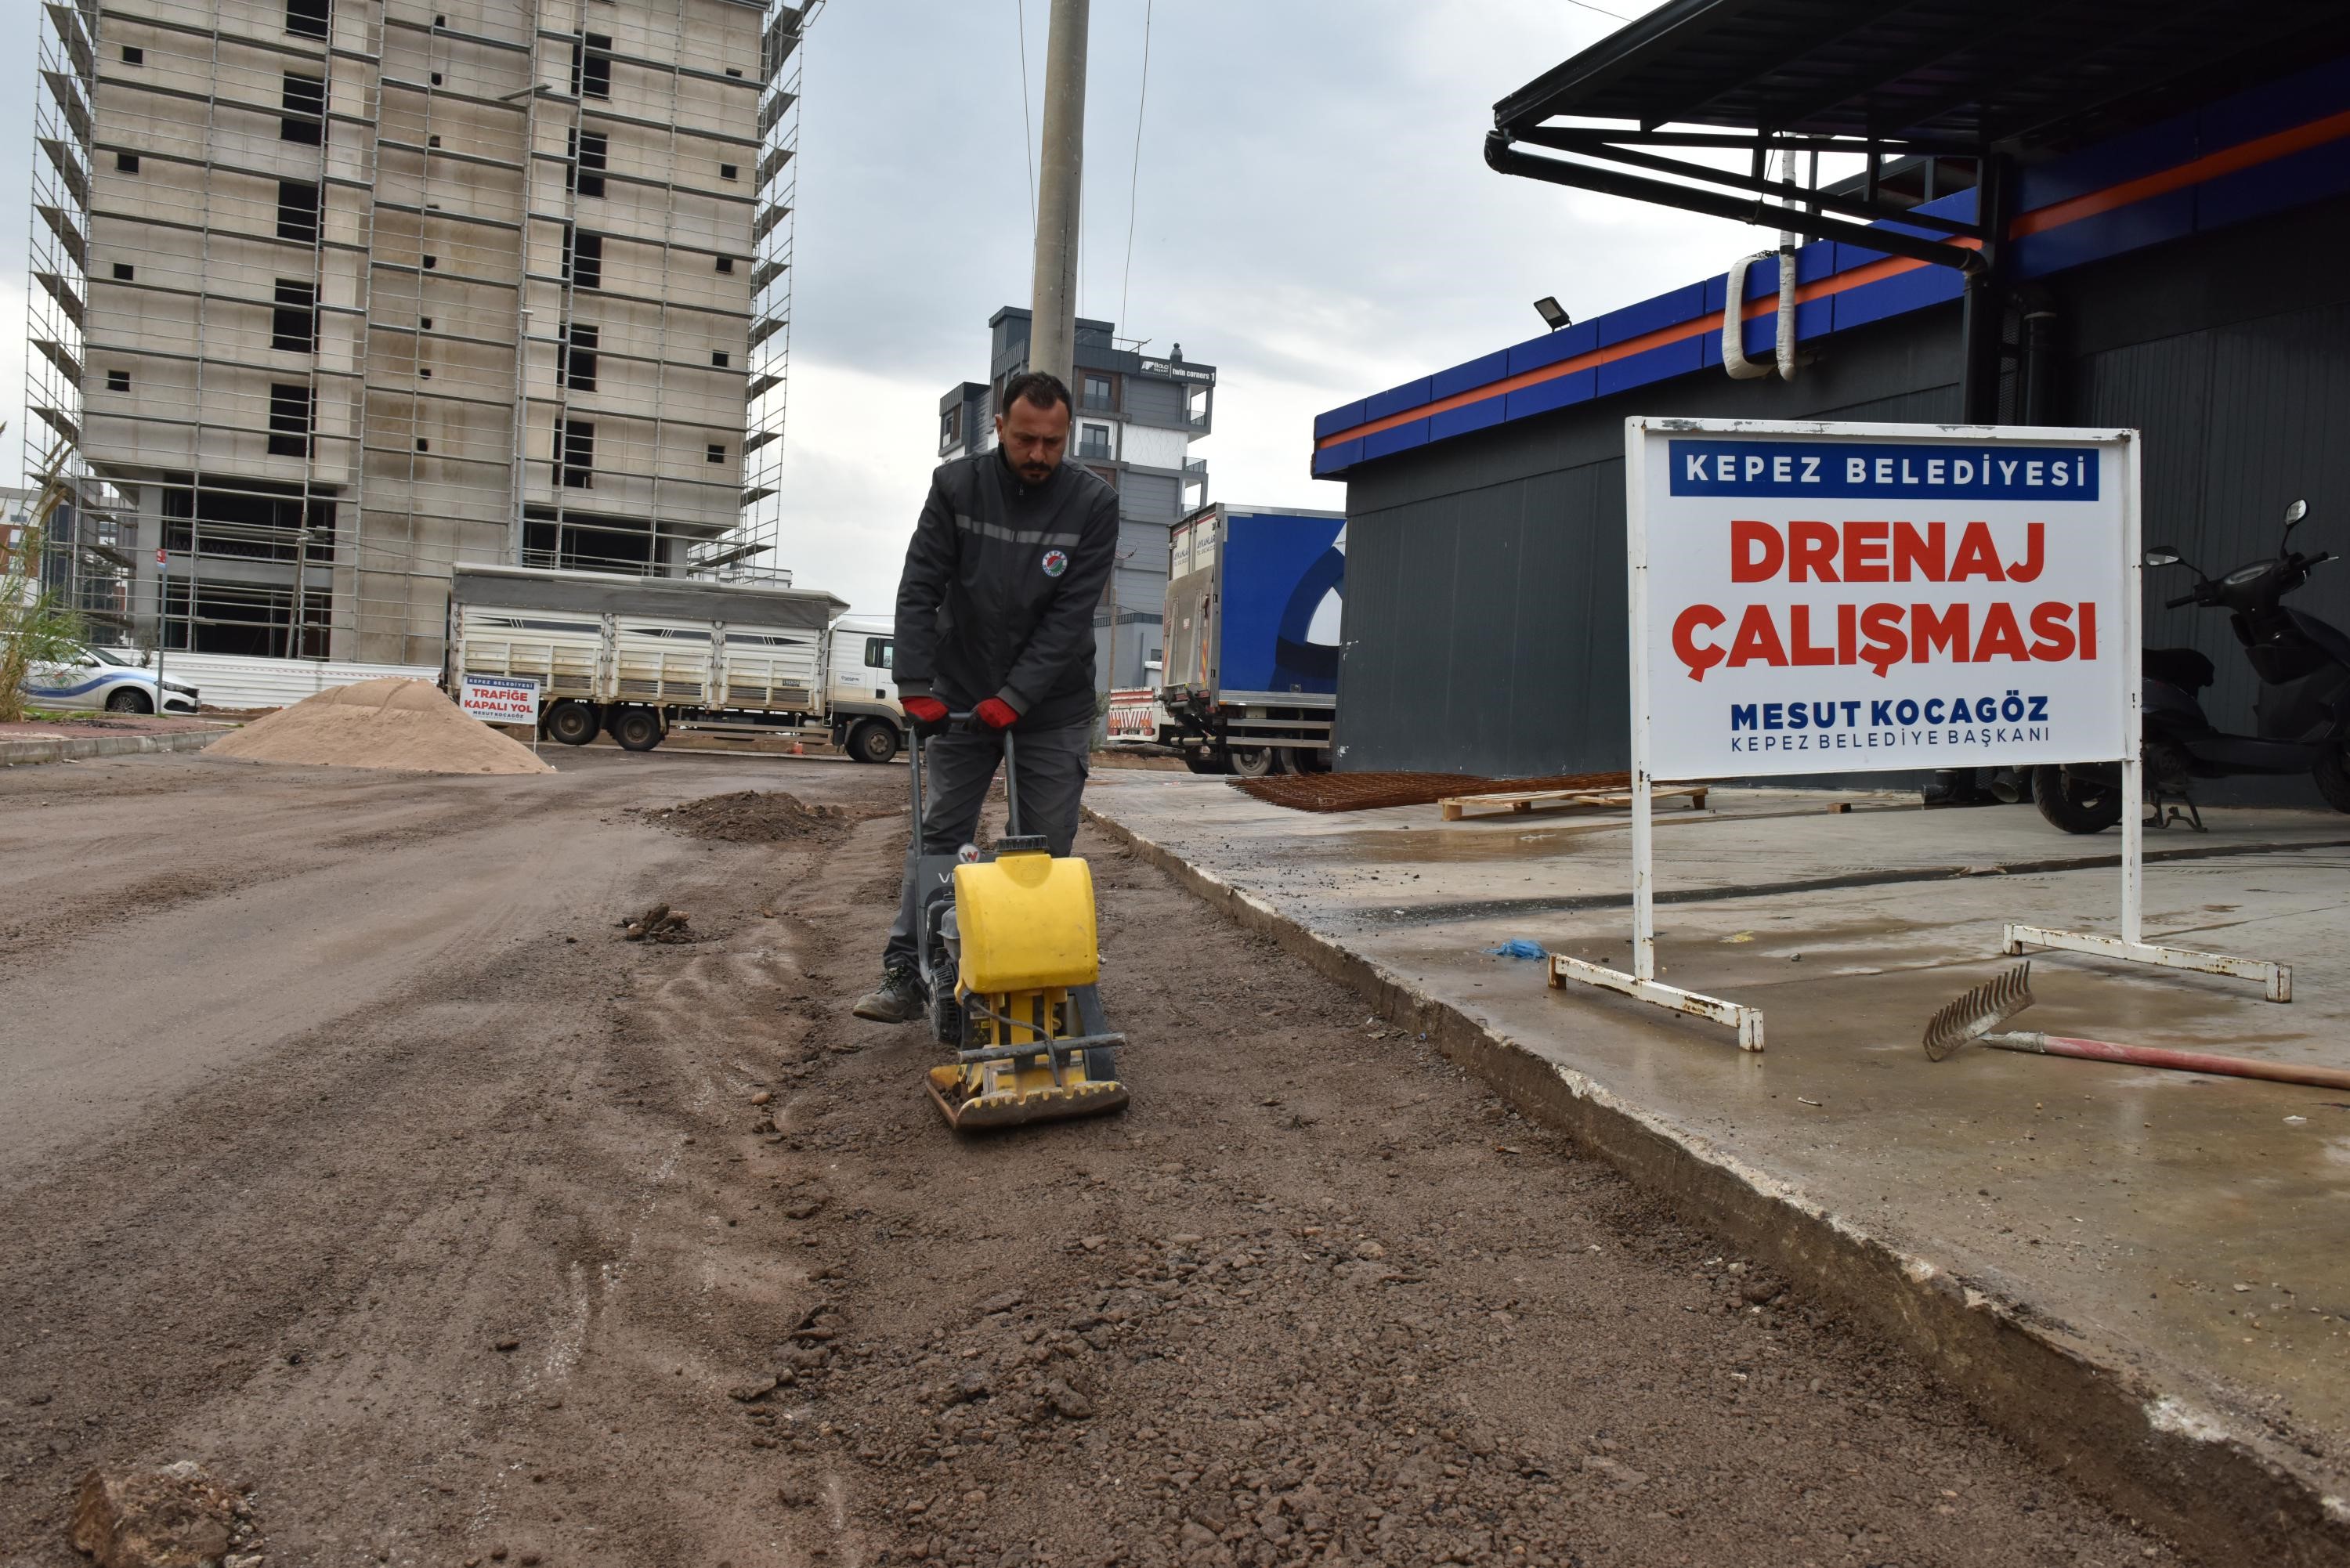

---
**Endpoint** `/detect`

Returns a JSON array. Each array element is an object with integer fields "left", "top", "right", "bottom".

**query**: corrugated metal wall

[
  {"left": 2063, "top": 204, "right": 2350, "bottom": 793},
  {"left": 1336, "top": 196, "right": 2350, "bottom": 799}
]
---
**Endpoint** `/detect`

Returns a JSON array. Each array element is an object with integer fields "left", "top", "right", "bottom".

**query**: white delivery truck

[
  {"left": 1159, "top": 504, "right": 1347, "bottom": 775},
  {"left": 825, "top": 615, "right": 907, "bottom": 763},
  {"left": 446, "top": 563, "right": 853, "bottom": 753}
]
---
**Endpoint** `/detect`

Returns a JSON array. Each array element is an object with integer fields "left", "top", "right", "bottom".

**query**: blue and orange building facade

[{"left": 1312, "top": 56, "right": 2350, "bottom": 783}]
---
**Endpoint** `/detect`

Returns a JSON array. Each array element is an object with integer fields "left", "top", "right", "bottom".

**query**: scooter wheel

[
  {"left": 2031, "top": 764, "right": 2124, "bottom": 834},
  {"left": 2315, "top": 740, "right": 2350, "bottom": 815}
]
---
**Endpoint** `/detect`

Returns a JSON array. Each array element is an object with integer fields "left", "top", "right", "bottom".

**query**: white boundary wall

[{"left": 164, "top": 653, "right": 442, "bottom": 711}]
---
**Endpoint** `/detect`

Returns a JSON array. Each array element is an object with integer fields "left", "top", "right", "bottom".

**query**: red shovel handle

[{"left": 2028, "top": 1034, "right": 2350, "bottom": 1093}]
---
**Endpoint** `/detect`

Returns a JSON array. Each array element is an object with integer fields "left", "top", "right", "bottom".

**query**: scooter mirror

[
  {"left": 2143, "top": 546, "right": 2182, "bottom": 568},
  {"left": 2284, "top": 498, "right": 2308, "bottom": 528}
]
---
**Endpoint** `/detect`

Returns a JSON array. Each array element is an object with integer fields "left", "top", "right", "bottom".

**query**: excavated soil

[
  {"left": 1236, "top": 771, "right": 1630, "bottom": 813},
  {"left": 0, "top": 752, "right": 2178, "bottom": 1567},
  {"left": 641, "top": 789, "right": 854, "bottom": 843}
]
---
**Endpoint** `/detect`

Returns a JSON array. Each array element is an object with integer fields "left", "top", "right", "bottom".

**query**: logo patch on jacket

[{"left": 1040, "top": 548, "right": 1068, "bottom": 578}]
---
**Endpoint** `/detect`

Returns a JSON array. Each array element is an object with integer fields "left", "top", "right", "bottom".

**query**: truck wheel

[
  {"left": 1229, "top": 746, "right": 1277, "bottom": 778},
  {"left": 2032, "top": 764, "right": 2122, "bottom": 834},
  {"left": 544, "top": 700, "right": 600, "bottom": 746},
  {"left": 609, "top": 707, "right": 664, "bottom": 752},
  {"left": 847, "top": 719, "right": 899, "bottom": 764}
]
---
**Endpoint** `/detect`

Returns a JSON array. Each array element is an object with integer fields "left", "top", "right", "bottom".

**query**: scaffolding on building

[
  {"left": 21, "top": 0, "right": 816, "bottom": 669},
  {"left": 714, "top": 0, "right": 819, "bottom": 580}
]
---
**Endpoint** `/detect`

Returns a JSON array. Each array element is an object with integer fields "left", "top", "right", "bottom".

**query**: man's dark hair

[{"left": 1002, "top": 370, "right": 1072, "bottom": 417}]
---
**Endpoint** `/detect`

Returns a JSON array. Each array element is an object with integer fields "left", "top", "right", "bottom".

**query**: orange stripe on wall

[{"left": 1317, "top": 108, "right": 2350, "bottom": 453}]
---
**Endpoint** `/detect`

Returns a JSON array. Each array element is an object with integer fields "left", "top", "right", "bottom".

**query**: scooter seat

[{"left": 2143, "top": 646, "right": 2216, "bottom": 692}]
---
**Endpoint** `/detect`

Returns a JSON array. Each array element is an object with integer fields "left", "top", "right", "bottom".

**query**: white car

[{"left": 24, "top": 645, "right": 200, "bottom": 715}]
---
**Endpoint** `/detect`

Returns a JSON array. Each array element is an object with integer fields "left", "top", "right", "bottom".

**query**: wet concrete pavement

[{"left": 1083, "top": 770, "right": 2350, "bottom": 1526}]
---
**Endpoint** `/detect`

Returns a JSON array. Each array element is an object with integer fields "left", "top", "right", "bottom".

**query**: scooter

[{"left": 2035, "top": 498, "right": 2350, "bottom": 833}]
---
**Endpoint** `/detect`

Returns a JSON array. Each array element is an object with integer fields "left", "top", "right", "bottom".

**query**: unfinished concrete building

[{"left": 26, "top": 0, "right": 815, "bottom": 667}]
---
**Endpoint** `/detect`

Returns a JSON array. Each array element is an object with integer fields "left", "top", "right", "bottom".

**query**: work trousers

[{"left": 880, "top": 721, "right": 1091, "bottom": 974}]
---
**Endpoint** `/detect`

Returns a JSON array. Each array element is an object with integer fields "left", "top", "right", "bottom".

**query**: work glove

[
  {"left": 902, "top": 695, "right": 949, "bottom": 733},
  {"left": 974, "top": 697, "right": 1019, "bottom": 731}
]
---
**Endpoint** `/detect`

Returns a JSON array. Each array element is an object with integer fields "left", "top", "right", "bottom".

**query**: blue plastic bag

[{"left": 1484, "top": 938, "right": 1547, "bottom": 959}]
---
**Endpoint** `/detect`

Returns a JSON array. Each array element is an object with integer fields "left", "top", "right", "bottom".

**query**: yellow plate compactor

[{"left": 907, "top": 719, "right": 1129, "bottom": 1131}]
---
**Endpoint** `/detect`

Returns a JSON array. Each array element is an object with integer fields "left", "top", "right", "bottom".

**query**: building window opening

[
  {"left": 939, "top": 405, "right": 960, "bottom": 452},
  {"left": 285, "top": 0, "right": 329, "bottom": 41},
  {"left": 710, "top": 350, "right": 729, "bottom": 368},
  {"left": 557, "top": 418, "right": 595, "bottom": 487},
  {"left": 1078, "top": 422, "right": 1112, "bottom": 461},
  {"left": 121, "top": 45, "right": 143, "bottom": 64},
  {"left": 523, "top": 507, "right": 653, "bottom": 573},
  {"left": 719, "top": 162, "right": 738, "bottom": 180},
  {"left": 107, "top": 370, "right": 131, "bottom": 392},
  {"left": 706, "top": 443, "right": 725, "bottom": 464},
  {"left": 1187, "top": 384, "right": 1211, "bottom": 428},
  {"left": 570, "top": 129, "right": 609, "bottom": 198},
  {"left": 268, "top": 383, "right": 314, "bottom": 457},
  {"left": 573, "top": 33, "right": 613, "bottom": 99},
  {"left": 112, "top": 262, "right": 135, "bottom": 281},
  {"left": 115, "top": 152, "right": 140, "bottom": 174},
  {"left": 562, "top": 228, "right": 603, "bottom": 290},
  {"left": 714, "top": 255, "right": 734, "bottom": 274},
  {"left": 562, "top": 323, "right": 599, "bottom": 391},
  {"left": 277, "top": 179, "right": 320, "bottom": 244},
  {"left": 1083, "top": 374, "right": 1113, "bottom": 411},
  {"left": 163, "top": 576, "right": 331, "bottom": 657},
  {"left": 273, "top": 279, "right": 318, "bottom": 352},
  {"left": 281, "top": 71, "right": 325, "bottom": 143}
]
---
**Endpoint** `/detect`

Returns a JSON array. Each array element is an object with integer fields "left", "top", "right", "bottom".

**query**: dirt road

[{"left": 0, "top": 750, "right": 2175, "bottom": 1566}]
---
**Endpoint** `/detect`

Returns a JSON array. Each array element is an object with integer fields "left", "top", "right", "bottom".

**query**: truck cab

[{"left": 828, "top": 616, "right": 906, "bottom": 763}]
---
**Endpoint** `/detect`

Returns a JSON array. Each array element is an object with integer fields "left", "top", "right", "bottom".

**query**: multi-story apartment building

[
  {"left": 24, "top": 0, "right": 815, "bottom": 666},
  {"left": 938, "top": 307, "right": 1213, "bottom": 692}
]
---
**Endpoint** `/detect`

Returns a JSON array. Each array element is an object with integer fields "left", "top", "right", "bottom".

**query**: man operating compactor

[{"left": 853, "top": 370, "right": 1119, "bottom": 1024}]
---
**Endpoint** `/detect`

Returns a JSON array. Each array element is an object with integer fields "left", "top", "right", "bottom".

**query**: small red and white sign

[
  {"left": 459, "top": 674, "right": 541, "bottom": 725},
  {"left": 1104, "top": 687, "right": 1159, "bottom": 743}
]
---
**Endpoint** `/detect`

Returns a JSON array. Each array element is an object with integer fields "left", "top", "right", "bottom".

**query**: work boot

[{"left": 851, "top": 964, "right": 924, "bottom": 1024}]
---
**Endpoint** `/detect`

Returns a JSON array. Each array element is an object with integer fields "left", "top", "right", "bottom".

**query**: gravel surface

[{"left": 0, "top": 751, "right": 2178, "bottom": 1566}]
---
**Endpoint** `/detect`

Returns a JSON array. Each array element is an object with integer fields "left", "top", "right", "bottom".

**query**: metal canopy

[{"left": 1487, "top": 0, "right": 2350, "bottom": 272}]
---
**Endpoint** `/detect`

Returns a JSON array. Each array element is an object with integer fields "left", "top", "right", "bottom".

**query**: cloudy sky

[{"left": 0, "top": 0, "right": 1777, "bottom": 616}]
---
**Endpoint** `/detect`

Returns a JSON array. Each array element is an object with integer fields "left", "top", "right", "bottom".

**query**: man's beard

[{"left": 1015, "top": 460, "right": 1054, "bottom": 482}]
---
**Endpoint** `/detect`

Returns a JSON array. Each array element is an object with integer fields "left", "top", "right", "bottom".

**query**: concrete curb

[
  {"left": 1087, "top": 802, "right": 2349, "bottom": 1568},
  {"left": 1, "top": 730, "right": 223, "bottom": 767}
]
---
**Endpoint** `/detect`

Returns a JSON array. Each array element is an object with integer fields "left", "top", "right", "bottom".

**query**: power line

[
  {"left": 1016, "top": 0, "right": 1037, "bottom": 243},
  {"left": 1564, "top": 0, "right": 1633, "bottom": 20},
  {"left": 1118, "top": 0, "right": 1153, "bottom": 333}
]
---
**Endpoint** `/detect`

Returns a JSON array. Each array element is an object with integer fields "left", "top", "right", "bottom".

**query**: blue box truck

[{"left": 1158, "top": 502, "right": 1346, "bottom": 776}]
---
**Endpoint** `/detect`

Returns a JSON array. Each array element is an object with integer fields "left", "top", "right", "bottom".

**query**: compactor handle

[
  {"left": 2164, "top": 591, "right": 2201, "bottom": 609},
  {"left": 908, "top": 712, "right": 1023, "bottom": 840}
]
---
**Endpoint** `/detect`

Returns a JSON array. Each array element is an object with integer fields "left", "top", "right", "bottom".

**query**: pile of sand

[{"left": 205, "top": 677, "right": 554, "bottom": 775}]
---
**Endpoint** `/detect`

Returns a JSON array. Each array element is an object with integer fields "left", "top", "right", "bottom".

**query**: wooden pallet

[{"left": 1438, "top": 784, "right": 1708, "bottom": 821}]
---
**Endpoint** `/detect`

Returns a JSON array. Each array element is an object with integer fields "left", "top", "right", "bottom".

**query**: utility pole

[{"left": 1027, "top": 0, "right": 1089, "bottom": 389}]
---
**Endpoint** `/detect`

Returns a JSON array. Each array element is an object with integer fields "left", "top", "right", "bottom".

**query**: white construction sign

[
  {"left": 1640, "top": 427, "right": 2132, "bottom": 780},
  {"left": 459, "top": 674, "right": 540, "bottom": 726},
  {"left": 1552, "top": 418, "right": 2168, "bottom": 1052}
]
